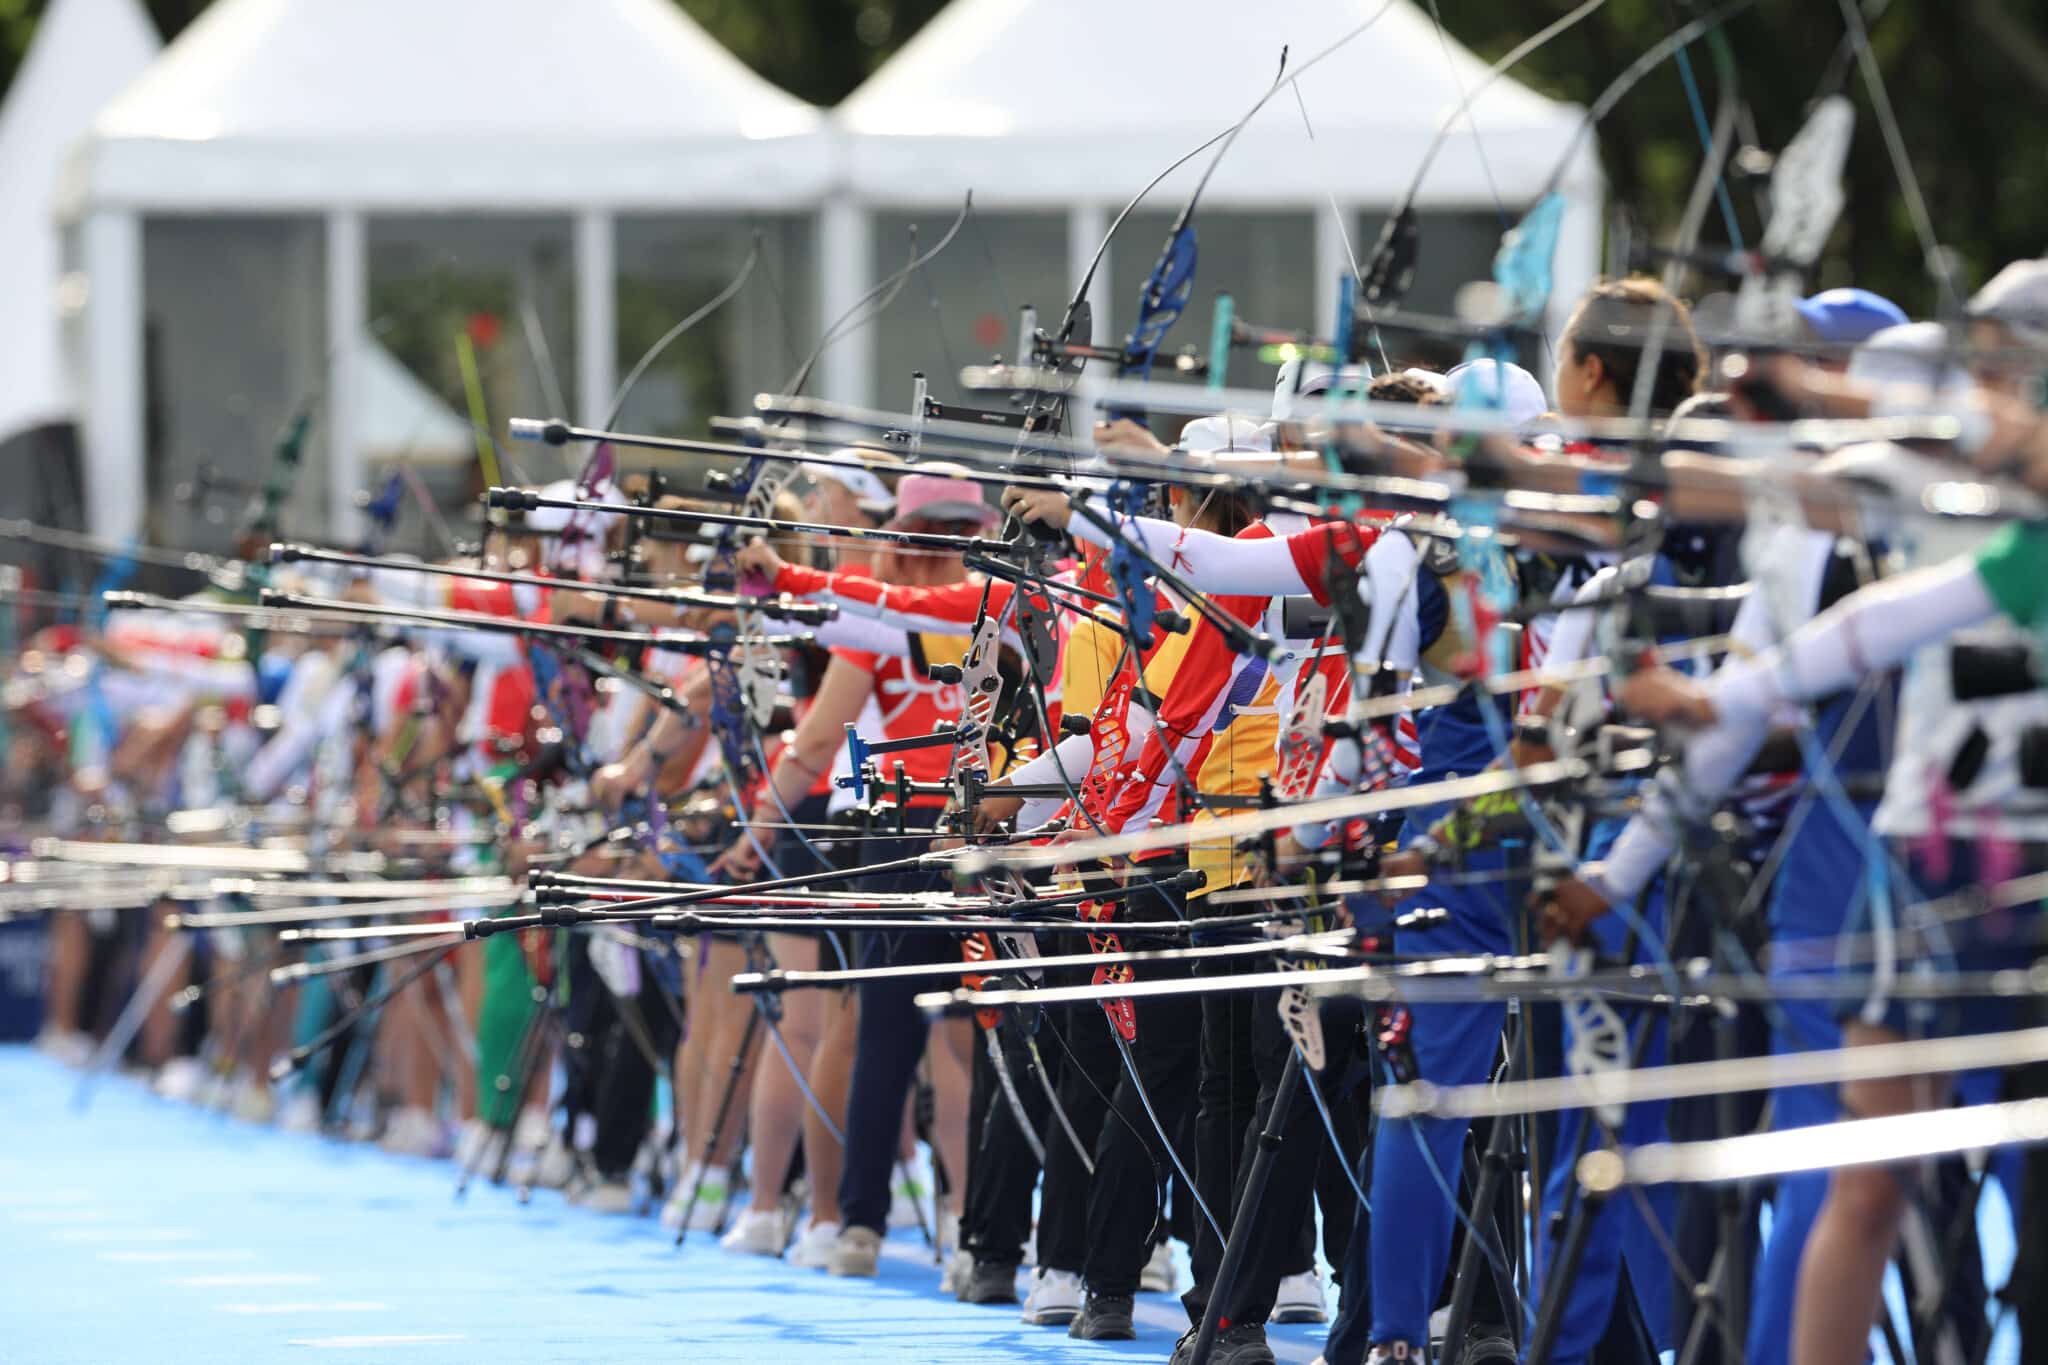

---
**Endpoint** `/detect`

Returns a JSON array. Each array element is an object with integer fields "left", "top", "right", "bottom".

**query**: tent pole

[
  {"left": 80, "top": 209, "right": 144, "bottom": 541},
  {"left": 574, "top": 207, "right": 616, "bottom": 428},
  {"left": 816, "top": 194, "right": 872, "bottom": 407},
  {"left": 1065, "top": 202, "right": 1108, "bottom": 430},
  {"left": 325, "top": 208, "right": 366, "bottom": 543}
]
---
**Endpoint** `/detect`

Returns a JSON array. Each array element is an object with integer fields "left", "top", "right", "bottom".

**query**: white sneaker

[
  {"left": 512, "top": 1107, "right": 553, "bottom": 1151},
  {"left": 939, "top": 1246, "right": 974, "bottom": 1296},
  {"left": 1270, "top": 1268, "right": 1329, "bottom": 1324},
  {"left": 379, "top": 1106, "right": 446, "bottom": 1158},
  {"left": 787, "top": 1220, "right": 841, "bottom": 1269},
  {"left": 688, "top": 1168, "right": 731, "bottom": 1231},
  {"left": 826, "top": 1225, "right": 882, "bottom": 1277},
  {"left": 576, "top": 1179, "right": 635, "bottom": 1215},
  {"left": 531, "top": 1135, "right": 577, "bottom": 1190},
  {"left": 720, "top": 1207, "right": 784, "bottom": 1256},
  {"left": 659, "top": 1163, "right": 730, "bottom": 1231},
  {"left": 889, "top": 1148, "right": 934, "bottom": 1229},
  {"left": 658, "top": 1170, "right": 696, "bottom": 1231},
  {"left": 34, "top": 1028, "right": 94, "bottom": 1067},
  {"left": 1020, "top": 1267, "right": 1084, "bottom": 1325},
  {"left": 277, "top": 1089, "right": 322, "bottom": 1134},
  {"left": 229, "top": 1075, "right": 275, "bottom": 1124},
  {"left": 345, "top": 1104, "right": 381, "bottom": 1144},
  {"left": 1141, "top": 1239, "right": 1179, "bottom": 1293},
  {"left": 154, "top": 1056, "right": 209, "bottom": 1104},
  {"left": 454, "top": 1118, "right": 492, "bottom": 1169}
]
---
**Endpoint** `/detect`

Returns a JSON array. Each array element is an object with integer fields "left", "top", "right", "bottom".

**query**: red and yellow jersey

[{"left": 1096, "top": 526, "right": 1292, "bottom": 896}]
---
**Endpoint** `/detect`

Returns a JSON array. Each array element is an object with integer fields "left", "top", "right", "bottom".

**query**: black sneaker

[
  {"left": 959, "top": 1258, "right": 1020, "bottom": 1305},
  {"left": 1169, "top": 1323, "right": 1276, "bottom": 1364},
  {"left": 1068, "top": 1294, "right": 1136, "bottom": 1340}
]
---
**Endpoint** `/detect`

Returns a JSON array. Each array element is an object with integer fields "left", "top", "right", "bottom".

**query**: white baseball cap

[
  {"left": 1847, "top": 322, "right": 1970, "bottom": 408},
  {"left": 1176, "top": 414, "right": 1273, "bottom": 458},
  {"left": 1444, "top": 359, "right": 1549, "bottom": 428},
  {"left": 1968, "top": 258, "right": 2048, "bottom": 349},
  {"left": 810, "top": 461, "right": 896, "bottom": 518},
  {"left": 1271, "top": 356, "right": 1371, "bottom": 420}
]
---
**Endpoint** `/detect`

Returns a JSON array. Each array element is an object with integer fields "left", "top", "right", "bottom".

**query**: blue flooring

[{"left": 0, "top": 1047, "right": 1327, "bottom": 1363}]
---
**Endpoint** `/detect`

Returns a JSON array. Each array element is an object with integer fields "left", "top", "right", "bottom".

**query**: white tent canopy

[
  {"left": 836, "top": 0, "right": 1600, "bottom": 208},
  {"left": 827, "top": 0, "right": 1604, "bottom": 413},
  {"left": 63, "top": 0, "right": 831, "bottom": 211},
  {"left": 0, "top": 0, "right": 159, "bottom": 445},
  {"left": 60, "top": 0, "right": 838, "bottom": 540}
]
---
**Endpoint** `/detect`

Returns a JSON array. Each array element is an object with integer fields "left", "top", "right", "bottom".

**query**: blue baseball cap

[{"left": 1795, "top": 288, "right": 1908, "bottom": 345}]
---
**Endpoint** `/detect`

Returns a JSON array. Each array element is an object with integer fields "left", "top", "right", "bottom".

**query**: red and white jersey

[{"left": 830, "top": 641, "right": 967, "bottom": 801}]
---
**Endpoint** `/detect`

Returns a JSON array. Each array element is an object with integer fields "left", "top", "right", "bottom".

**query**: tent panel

[
  {"left": 142, "top": 213, "right": 327, "bottom": 554},
  {"left": 0, "top": 0, "right": 160, "bottom": 444},
  {"left": 866, "top": 209, "right": 1070, "bottom": 412},
  {"left": 614, "top": 214, "right": 817, "bottom": 442}
]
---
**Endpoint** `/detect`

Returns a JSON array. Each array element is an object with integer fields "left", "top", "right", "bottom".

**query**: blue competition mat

[{"left": 0, "top": 1047, "right": 1325, "bottom": 1364}]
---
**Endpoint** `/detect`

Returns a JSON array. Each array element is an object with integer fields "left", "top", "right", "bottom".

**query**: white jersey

[{"left": 1822, "top": 443, "right": 2048, "bottom": 839}]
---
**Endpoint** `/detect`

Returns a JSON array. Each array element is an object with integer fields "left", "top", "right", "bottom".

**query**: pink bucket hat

[{"left": 888, "top": 474, "right": 999, "bottom": 527}]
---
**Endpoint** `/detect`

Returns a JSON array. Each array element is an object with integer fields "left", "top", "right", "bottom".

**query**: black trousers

[
  {"left": 1036, "top": 884, "right": 1202, "bottom": 1297},
  {"left": 1083, "top": 961, "right": 1202, "bottom": 1296},
  {"left": 584, "top": 947, "right": 682, "bottom": 1179},
  {"left": 834, "top": 818, "right": 945, "bottom": 1235},
  {"left": 838, "top": 927, "right": 951, "bottom": 1233},
  {"left": 962, "top": 1017, "right": 1048, "bottom": 1267},
  {"left": 1182, "top": 953, "right": 1327, "bottom": 1329},
  {"left": 1186, "top": 955, "right": 1257, "bottom": 1316},
  {"left": 1037, "top": 998, "right": 1110, "bottom": 1276}
]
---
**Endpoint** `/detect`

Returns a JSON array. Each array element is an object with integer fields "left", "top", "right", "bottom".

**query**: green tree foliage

[
  {"left": 3, "top": 0, "right": 2045, "bottom": 314},
  {"left": 1432, "top": 0, "right": 2048, "bottom": 312}
]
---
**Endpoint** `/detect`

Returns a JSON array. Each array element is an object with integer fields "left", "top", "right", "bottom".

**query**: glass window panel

[
  {"left": 867, "top": 210, "right": 1070, "bottom": 414},
  {"left": 143, "top": 215, "right": 326, "bottom": 556},
  {"left": 1104, "top": 211, "right": 1313, "bottom": 434},
  {"left": 1354, "top": 208, "right": 1525, "bottom": 372},
  {"left": 614, "top": 215, "right": 814, "bottom": 439},
  {"left": 367, "top": 215, "right": 575, "bottom": 532}
]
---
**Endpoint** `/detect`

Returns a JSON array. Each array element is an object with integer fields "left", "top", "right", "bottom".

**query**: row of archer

[{"left": 16, "top": 244, "right": 2048, "bottom": 1365}]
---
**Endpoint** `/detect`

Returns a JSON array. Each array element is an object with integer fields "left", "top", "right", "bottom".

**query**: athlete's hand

[
  {"left": 709, "top": 837, "right": 767, "bottom": 884},
  {"left": 1001, "top": 486, "right": 1073, "bottom": 533},
  {"left": 503, "top": 835, "right": 542, "bottom": 882},
  {"left": 1962, "top": 393, "right": 2048, "bottom": 495},
  {"left": 1536, "top": 875, "right": 1610, "bottom": 944},
  {"left": 1375, "top": 847, "right": 1429, "bottom": 906},
  {"left": 1614, "top": 667, "right": 1718, "bottom": 729},
  {"left": 1044, "top": 825, "right": 1126, "bottom": 884},
  {"left": 735, "top": 537, "right": 786, "bottom": 581},
  {"left": 1254, "top": 833, "right": 1308, "bottom": 887},
  {"left": 591, "top": 750, "right": 654, "bottom": 811},
  {"left": 1093, "top": 418, "right": 1170, "bottom": 459}
]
